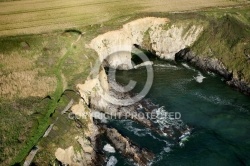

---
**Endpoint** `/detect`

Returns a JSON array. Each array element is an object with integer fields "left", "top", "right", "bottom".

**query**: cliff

[
  {"left": 55, "top": 12, "right": 250, "bottom": 165},
  {"left": 49, "top": 12, "right": 250, "bottom": 166},
  {"left": 90, "top": 14, "right": 250, "bottom": 94},
  {"left": 176, "top": 14, "right": 250, "bottom": 95},
  {"left": 90, "top": 17, "right": 203, "bottom": 70}
]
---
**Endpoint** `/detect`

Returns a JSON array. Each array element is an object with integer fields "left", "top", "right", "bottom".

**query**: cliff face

[
  {"left": 70, "top": 15, "right": 250, "bottom": 165},
  {"left": 77, "top": 67, "right": 109, "bottom": 108},
  {"left": 90, "top": 17, "right": 203, "bottom": 70},
  {"left": 54, "top": 100, "right": 99, "bottom": 166},
  {"left": 176, "top": 48, "right": 233, "bottom": 80},
  {"left": 53, "top": 67, "right": 108, "bottom": 166},
  {"left": 178, "top": 15, "right": 250, "bottom": 95},
  {"left": 89, "top": 16, "right": 250, "bottom": 95},
  {"left": 176, "top": 49, "right": 250, "bottom": 95}
]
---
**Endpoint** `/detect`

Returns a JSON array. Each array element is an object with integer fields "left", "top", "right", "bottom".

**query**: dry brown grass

[
  {"left": 0, "top": 69, "right": 57, "bottom": 99},
  {"left": 0, "top": 0, "right": 248, "bottom": 37},
  {"left": 0, "top": 52, "right": 33, "bottom": 72},
  {"left": 141, "top": 0, "right": 247, "bottom": 12},
  {"left": 0, "top": 1, "right": 249, "bottom": 164},
  {"left": 0, "top": 50, "right": 57, "bottom": 99}
]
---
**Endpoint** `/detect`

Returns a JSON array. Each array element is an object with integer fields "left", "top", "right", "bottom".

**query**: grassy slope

[
  {"left": 0, "top": 0, "right": 250, "bottom": 165},
  {"left": 192, "top": 7, "right": 250, "bottom": 83},
  {"left": 0, "top": 31, "right": 96, "bottom": 165}
]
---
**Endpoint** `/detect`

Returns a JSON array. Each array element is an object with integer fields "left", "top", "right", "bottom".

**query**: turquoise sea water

[{"left": 102, "top": 59, "right": 250, "bottom": 166}]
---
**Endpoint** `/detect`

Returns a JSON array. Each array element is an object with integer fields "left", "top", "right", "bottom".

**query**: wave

[
  {"left": 152, "top": 106, "right": 184, "bottom": 132},
  {"left": 181, "top": 63, "right": 195, "bottom": 71},
  {"left": 154, "top": 63, "right": 180, "bottom": 70},
  {"left": 207, "top": 71, "right": 216, "bottom": 77},
  {"left": 163, "top": 147, "right": 171, "bottom": 153},
  {"left": 149, "top": 144, "right": 172, "bottom": 166},
  {"left": 194, "top": 92, "right": 249, "bottom": 112},
  {"left": 134, "top": 61, "right": 153, "bottom": 69},
  {"left": 120, "top": 120, "right": 151, "bottom": 137},
  {"left": 106, "top": 156, "right": 118, "bottom": 166},
  {"left": 103, "top": 144, "right": 116, "bottom": 153},
  {"left": 172, "top": 78, "right": 193, "bottom": 92},
  {"left": 193, "top": 72, "right": 206, "bottom": 83}
]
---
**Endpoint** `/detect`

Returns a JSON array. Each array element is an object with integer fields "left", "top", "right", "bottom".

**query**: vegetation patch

[
  {"left": 192, "top": 8, "right": 250, "bottom": 82},
  {"left": 0, "top": 2, "right": 250, "bottom": 165}
]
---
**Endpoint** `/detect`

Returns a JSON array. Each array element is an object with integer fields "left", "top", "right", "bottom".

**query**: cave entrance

[{"left": 131, "top": 44, "right": 157, "bottom": 65}]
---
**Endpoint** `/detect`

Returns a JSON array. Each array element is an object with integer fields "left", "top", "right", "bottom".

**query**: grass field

[
  {"left": 0, "top": 0, "right": 250, "bottom": 165},
  {"left": 0, "top": 29, "right": 97, "bottom": 165},
  {"left": 0, "top": 0, "right": 249, "bottom": 37}
]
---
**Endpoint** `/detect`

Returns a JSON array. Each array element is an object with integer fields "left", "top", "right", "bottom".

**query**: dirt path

[{"left": 71, "top": 33, "right": 84, "bottom": 48}]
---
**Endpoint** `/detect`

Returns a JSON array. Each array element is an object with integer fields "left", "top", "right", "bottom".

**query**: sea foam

[
  {"left": 103, "top": 144, "right": 116, "bottom": 153},
  {"left": 194, "top": 72, "right": 206, "bottom": 83},
  {"left": 106, "top": 156, "right": 118, "bottom": 166}
]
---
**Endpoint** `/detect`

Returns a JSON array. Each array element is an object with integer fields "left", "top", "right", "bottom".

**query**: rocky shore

[
  {"left": 61, "top": 16, "right": 250, "bottom": 165},
  {"left": 102, "top": 126, "right": 154, "bottom": 166},
  {"left": 175, "top": 48, "right": 250, "bottom": 95},
  {"left": 88, "top": 16, "right": 250, "bottom": 96},
  {"left": 74, "top": 64, "right": 190, "bottom": 165}
]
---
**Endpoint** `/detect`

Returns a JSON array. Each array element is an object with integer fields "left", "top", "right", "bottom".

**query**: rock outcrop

[
  {"left": 55, "top": 146, "right": 82, "bottom": 166},
  {"left": 89, "top": 17, "right": 250, "bottom": 95},
  {"left": 55, "top": 100, "right": 99, "bottom": 166},
  {"left": 77, "top": 66, "right": 109, "bottom": 108},
  {"left": 90, "top": 17, "right": 203, "bottom": 70},
  {"left": 176, "top": 48, "right": 233, "bottom": 80},
  {"left": 72, "top": 16, "right": 249, "bottom": 166},
  {"left": 55, "top": 142, "right": 96, "bottom": 166},
  {"left": 104, "top": 127, "right": 154, "bottom": 166},
  {"left": 227, "top": 78, "right": 250, "bottom": 95},
  {"left": 77, "top": 67, "right": 154, "bottom": 127},
  {"left": 176, "top": 48, "right": 250, "bottom": 95}
]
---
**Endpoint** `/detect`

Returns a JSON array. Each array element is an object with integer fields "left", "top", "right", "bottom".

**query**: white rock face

[
  {"left": 71, "top": 100, "right": 86, "bottom": 118},
  {"left": 77, "top": 67, "right": 111, "bottom": 112},
  {"left": 55, "top": 146, "right": 83, "bottom": 166},
  {"left": 150, "top": 24, "right": 203, "bottom": 59},
  {"left": 90, "top": 17, "right": 203, "bottom": 69}
]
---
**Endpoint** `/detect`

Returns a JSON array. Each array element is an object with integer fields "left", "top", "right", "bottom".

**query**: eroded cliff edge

[
  {"left": 89, "top": 16, "right": 250, "bottom": 95},
  {"left": 89, "top": 17, "right": 203, "bottom": 69},
  {"left": 55, "top": 15, "right": 250, "bottom": 165}
]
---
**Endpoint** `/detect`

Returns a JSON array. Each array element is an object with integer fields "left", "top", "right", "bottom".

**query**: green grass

[
  {"left": 192, "top": 8, "right": 250, "bottom": 82},
  {"left": 0, "top": 97, "right": 50, "bottom": 164},
  {"left": 32, "top": 93, "right": 81, "bottom": 165},
  {"left": 7, "top": 28, "right": 98, "bottom": 165},
  {"left": 32, "top": 89, "right": 91, "bottom": 165},
  {"left": 0, "top": 29, "right": 95, "bottom": 165},
  {"left": 0, "top": 3, "right": 250, "bottom": 165},
  {"left": 11, "top": 45, "right": 66, "bottom": 165}
]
